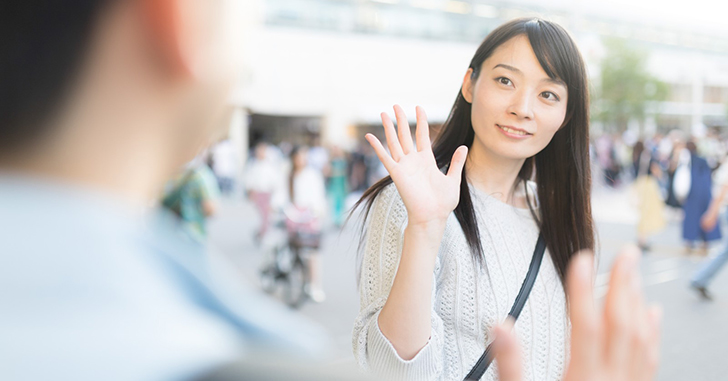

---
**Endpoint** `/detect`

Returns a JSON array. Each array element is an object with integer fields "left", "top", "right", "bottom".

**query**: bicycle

[{"left": 259, "top": 207, "right": 322, "bottom": 309}]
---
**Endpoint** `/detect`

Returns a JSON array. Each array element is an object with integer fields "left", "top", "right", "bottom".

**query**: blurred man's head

[{"left": 0, "top": 0, "right": 245, "bottom": 200}]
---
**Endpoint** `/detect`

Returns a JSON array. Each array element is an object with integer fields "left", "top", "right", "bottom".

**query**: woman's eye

[
  {"left": 541, "top": 91, "right": 560, "bottom": 101},
  {"left": 496, "top": 77, "right": 512, "bottom": 86}
]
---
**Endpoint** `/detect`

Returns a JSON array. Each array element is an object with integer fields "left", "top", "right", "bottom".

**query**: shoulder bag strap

[{"left": 464, "top": 233, "right": 547, "bottom": 381}]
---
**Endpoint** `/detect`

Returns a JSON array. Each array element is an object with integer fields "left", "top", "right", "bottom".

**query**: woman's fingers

[
  {"left": 415, "top": 106, "right": 432, "bottom": 153},
  {"left": 446, "top": 146, "right": 468, "bottom": 180},
  {"left": 565, "top": 252, "right": 601, "bottom": 379},
  {"left": 603, "top": 246, "right": 640, "bottom": 372},
  {"left": 642, "top": 305, "right": 663, "bottom": 380},
  {"left": 493, "top": 318, "right": 522, "bottom": 381},
  {"left": 628, "top": 254, "right": 650, "bottom": 381},
  {"left": 381, "top": 112, "right": 404, "bottom": 162},
  {"left": 365, "top": 133, "right": 396, "bottom": 172},
  {"left": 393, "top": 105, "right": 415, "bottom": 155}
]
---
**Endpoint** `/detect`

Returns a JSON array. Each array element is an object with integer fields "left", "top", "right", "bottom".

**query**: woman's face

[{"left": 462, "top": 35, "right": 568, "bottom": 162}]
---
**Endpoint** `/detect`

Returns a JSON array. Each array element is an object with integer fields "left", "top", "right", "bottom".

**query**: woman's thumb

[{"left": 446, "top": 146, "right": 468, "bottom": 179}]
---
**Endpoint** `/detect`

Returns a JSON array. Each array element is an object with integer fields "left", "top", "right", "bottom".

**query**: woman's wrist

[{"left": 406, "top": 218, "right": 448, "bottom": 236}]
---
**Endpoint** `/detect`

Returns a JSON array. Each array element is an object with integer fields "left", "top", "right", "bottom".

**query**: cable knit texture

[{"left": 353, "top": 183, "right": 569, "bottom": 381}]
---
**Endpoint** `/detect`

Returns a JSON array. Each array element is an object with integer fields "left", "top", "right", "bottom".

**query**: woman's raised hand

[{"left": 365, "top": 105, "right": 468, "bottom": 228}]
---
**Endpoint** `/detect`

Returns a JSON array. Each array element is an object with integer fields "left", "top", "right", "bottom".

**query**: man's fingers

[
  {"left": 446, "top": 146, "right": 468, "bottom": 179},
  {"left": 393, "top": 105, "right": 414, "bottom": 155},
  {"left": 415, "top": 106, "right": 432, "bottom": 153},
  {"left": 604, "top": 245, "right": 640, "bottom": 371},
  {"left": 565, "top": 251, "right": 600, "bottom": 378},
  {"left": 494, "top": 319, "right": 521, "bottom": 381},
  {"left": 365, "top": 134, "right": 396, "bottom": 172}
]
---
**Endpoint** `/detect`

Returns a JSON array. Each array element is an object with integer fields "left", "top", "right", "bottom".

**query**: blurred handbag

[{"left": 673, "top": 149, "right": 692, "bottom": 204}]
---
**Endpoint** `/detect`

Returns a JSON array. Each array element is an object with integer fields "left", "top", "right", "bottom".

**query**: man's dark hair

[{"left": 0, "top": 1, "right": 111, "bottom": 154}]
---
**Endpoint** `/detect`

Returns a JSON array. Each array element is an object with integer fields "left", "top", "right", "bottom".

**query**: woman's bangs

[{"left": 524, "top": 20, "right": 575, "bottom": 89}]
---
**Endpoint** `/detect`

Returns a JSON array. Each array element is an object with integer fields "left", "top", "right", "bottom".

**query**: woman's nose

[{"left": 506, "top": 90, "right": 535, "bottom": 120}]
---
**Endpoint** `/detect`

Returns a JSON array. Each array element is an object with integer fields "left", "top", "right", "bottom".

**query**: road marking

[
  {"left": 644, "top": 269, "right": 682, "bottom": 287},
  {"left": 647, "top": 258, "right": 683, "bottom": 273},
  {"left": 594, "top": 257, "right": 685, "bottom": 298}
]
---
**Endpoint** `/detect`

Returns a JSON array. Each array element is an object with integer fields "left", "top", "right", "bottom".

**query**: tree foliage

[{"left": 593, "top": 38, "right": 669, "bottom": 132}]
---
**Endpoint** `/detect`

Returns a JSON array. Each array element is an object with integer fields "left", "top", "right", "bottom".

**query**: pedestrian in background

[
  {"left": 210, "top": 138, "right": 239, "bottom": 196},
  {"left": 274, "top": 146, "right": 328, "bottom": 302},
  {"left": 632, "top": 145, "right": 666, "bottom": 252},
  {"left": 328, "top": 146, "right": 348, "bottom": 227},
  {"left": 691, "top": 154, "right": 728, "bottom": 300},
  {"left": 681, "top": 140, "right": 721, "bottom": 255},
  {"left": 245, "top": 141, "right": 283, "bottom": 244},
  {"left": 162, "top": 156, "right": 220, "bottom": 243}
]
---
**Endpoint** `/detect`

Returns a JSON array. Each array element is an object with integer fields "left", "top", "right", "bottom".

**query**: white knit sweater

[{"left": 353, "top": 183, "right": 569, "bottom": 381}]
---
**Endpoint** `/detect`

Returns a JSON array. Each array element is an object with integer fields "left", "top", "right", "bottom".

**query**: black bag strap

[{"left": 464, "top": 233, "right": 546, "bottom": 381}]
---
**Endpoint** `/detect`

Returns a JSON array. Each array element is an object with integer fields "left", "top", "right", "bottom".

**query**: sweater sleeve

[{"left": 352, "top": 184, "right": 445, "bottom": 381}]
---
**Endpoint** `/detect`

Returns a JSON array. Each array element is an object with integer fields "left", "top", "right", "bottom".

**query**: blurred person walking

[
  {"left": 245, "top": 141, "right": 283, "bottom": 243},
  {"left": 631, "top": 142, "right": 666, "bottom": 252},
  {"left": 307, "top": 136, "right": 329, "bottom": 173},
  {"left": 680, "top": 141, "right": 721, "bottom": 255},
  {"left": 161, "top": 156, "right": 220, "bottom": 243},
  {"left": 348, "top": 143, "right": 369, "bottom": 193},
  {"left": 664, "top": 141, "right": 686, "bottom": 215},
  {"left": 690, "top": 154, "right": 728, "bottom": 300},
  {"left": 274, "top": 146, "right": 328, "bottom": 302},
  {"left": 328, "top": 146, "right": 348, "bottom": 227},
  {"left": 596, "top": 134, "right": 620, "bottom": 187},
  {"left": 210, "top": 138, "right": 239, "bottom": 196},
  {"left": 632, "top": 140, "right": 646, "bottom": 178}
]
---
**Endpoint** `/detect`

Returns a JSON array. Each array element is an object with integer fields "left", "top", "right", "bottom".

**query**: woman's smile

[{"left": 496, "top": 123, "right": 533, "bottom": 139}]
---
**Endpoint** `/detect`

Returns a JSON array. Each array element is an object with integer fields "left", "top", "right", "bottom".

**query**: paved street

[{"left": 209, "top": 186, "right": 728, "bottom": 380}]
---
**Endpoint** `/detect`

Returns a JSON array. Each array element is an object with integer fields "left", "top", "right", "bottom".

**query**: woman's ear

[{"left": 461, "top": 68, "right": 475, "bottom": 104}]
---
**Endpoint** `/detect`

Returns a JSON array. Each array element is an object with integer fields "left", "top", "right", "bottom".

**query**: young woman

[
  {"left": 275, "top": 146, "right": 328, "bottom": 302},
  {"left": 352, "top": 18, "right": 593, "bottom": 380}
]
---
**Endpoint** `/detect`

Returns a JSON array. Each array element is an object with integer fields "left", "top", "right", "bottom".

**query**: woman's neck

[{"left": 465, "top": 143, "right": 527, "bottom": 206}]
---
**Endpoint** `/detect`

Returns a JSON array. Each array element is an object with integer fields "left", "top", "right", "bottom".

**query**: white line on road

[
  {"left": 647, "top": 258, "right": 683, "bottom": 273},
  {"left": 644, "top": 269, "right": 683, "bottom": 287},
  {"left": 594, "top": 260, "right": 685, "bottom": 298}
]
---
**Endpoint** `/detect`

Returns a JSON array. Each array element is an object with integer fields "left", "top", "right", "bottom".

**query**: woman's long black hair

[{"left": 353, "top": 18, "right": 594, "bottom": 284}]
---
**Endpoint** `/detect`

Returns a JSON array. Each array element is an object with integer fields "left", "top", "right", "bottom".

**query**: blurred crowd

[
  {"left": 592, "top": 129, "right": 728, "bottom": 255},
  {"left": 159, "top": 136, "right": 391, "bottom": 304},
  {"left": 176, "top": 129, "right": 728, "bottom": 262}
]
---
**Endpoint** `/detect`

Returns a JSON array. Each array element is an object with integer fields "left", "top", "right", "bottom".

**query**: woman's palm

[{"left": 365, "top": 105, "right": 468, "bottom": 227}]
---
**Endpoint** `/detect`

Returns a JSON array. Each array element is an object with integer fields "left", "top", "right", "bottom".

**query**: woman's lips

[{"left": 496, "top": 124, "right": 532, "bottom": 138}]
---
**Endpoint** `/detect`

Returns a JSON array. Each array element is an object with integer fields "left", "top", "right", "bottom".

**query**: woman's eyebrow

[
  {"left": 493, "top": 63, "right": 521, "bottom": 73},
  {"left": 494, "top": 63, "right": 567, "bottom": 88}
]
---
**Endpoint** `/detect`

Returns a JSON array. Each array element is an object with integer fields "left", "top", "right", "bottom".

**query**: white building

[{"left": 227, "top": 0, "right": 728, "bottom": 155}]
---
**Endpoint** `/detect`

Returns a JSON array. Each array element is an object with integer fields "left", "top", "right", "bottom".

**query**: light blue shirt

[{"left": 0, "top": 175, "right": 330, "bottom": 380}]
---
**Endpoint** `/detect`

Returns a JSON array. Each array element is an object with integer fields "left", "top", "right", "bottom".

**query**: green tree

[{"left": 593, "top": 38, "right": 669, "bottom": 132}]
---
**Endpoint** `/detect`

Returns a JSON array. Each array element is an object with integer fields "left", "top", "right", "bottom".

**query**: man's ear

[
  {"left": 140, "top": 0, "right": 194, "bottom": 78},
  {"left": 461, "top": 68, "right": 475, "bottom": 104}
]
